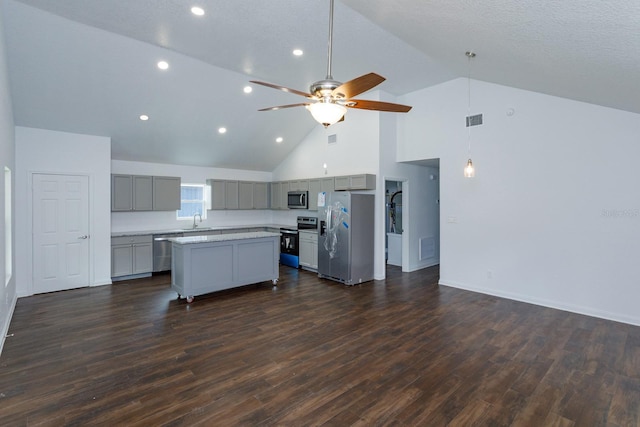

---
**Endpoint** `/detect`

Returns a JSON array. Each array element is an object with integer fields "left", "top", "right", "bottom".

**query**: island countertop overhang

[{"left": 168, "top": 231, "right": 281, "bottom": 245}]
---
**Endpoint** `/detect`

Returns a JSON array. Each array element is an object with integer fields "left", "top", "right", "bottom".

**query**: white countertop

[
  {"left": 111, "top": 224, "right": 294, "bottom": 237},
  {"left": 168, "top": 231, "right": 281, "bottom": 245}
]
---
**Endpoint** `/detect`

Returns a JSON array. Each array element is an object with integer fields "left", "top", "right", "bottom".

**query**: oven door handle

[{"left": 280, "top": 229, "right": 298, "bottom": 235}]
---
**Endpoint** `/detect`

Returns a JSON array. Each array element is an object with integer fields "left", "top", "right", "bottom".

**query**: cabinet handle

[{"left": 78, "top": 235, "right": 89, "bottom": 240}]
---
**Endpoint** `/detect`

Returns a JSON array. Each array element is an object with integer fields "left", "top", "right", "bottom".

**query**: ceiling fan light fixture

[{"left": 307, "top": 102, "right": 346, "bottom": 127}]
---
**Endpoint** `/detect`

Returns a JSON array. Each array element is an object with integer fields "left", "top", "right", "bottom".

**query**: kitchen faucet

[{"left": 193, "top": 213, "right": 202, "bottom": 229}]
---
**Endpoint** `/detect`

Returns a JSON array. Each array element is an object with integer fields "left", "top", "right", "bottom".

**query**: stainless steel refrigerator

[{"left": 318, "top": 192, "right": 375, "bottom": 285}]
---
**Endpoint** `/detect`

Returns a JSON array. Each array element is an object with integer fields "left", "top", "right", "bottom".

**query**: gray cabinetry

[
  {"left": 321, "top": 177, "right": 335, "bottom": 192},
  {"left": 111, "top": 174, "right": 181, "bottom": 211},
  {"left": 308, "top": 179, "right": 322, "bottom": 211},
  {"left": 111, "top": 235, "right": 153, "bottom": 278},
  {"left": 253, "top": 182, "right": 269, "bottom": 209},
  {"left": 209, "top": 180, "right": 270, "bottom": 210},
  {"left": 299, "top": 231, "right": 318, "bottom": 271},
  {"left": 208, "top": 179, "right": 226, "bottom": 209},
  {"left": 334, "top": 174, "right": 376, "bottom": 190},
  {"left": 225, "top": 181, "right": 239, "bottom": 209},
  {"left": 238, "top": 181, "right": 253, "bottom": 209},
  {"left": 289, "top": 180, "right": 309, "bottom": 191},
  {"left": 171, "top": 233, "right": 279, "bottom": 302},
  {"left": 111, "top": 175, "right": 133, "bottom": 211},
  {"left": 133, "top": 176, "right": 153, "bottom": 210},
  {"left": 152, "top": 176, "right": 181, "bottom": 210},
  {"left": 270, "top": 182, "right": 282, "bottom": 209},
  {"left": 279, "top": 181, "right": 289, "bottom": 209}
]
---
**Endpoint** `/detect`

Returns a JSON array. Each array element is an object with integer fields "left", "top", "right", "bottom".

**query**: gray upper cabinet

[
  {"left": 208, "top": 179, "right": 226, "bottom": 209},
  {"left": 225, "top": 181, "right": 239, "bottom": 209},
  {"left": 308, "top": 179, "right": 322, "bottom": 211},
  {"left": 209, "top": 179, "right": 268, "bottom": 210},
  {"left": 112, "top": 174, "right": 133, "bottom": 211},
  {"left": 289, "top": 180, "right": 309, "bottom": 191},
  {"left": 279, "top": 181, "right": 290, "bottom": 209},
  {"left": 152, "top": 176, "right": 181, "bottom": 210},
  {"left": 112, "top": 174, "right": 180, "bottom": 212},
  {"left": 321, "top": 177, "right": 335, "bottom": 192},
  {"left": 238, "top": 181, "right": 253, "bottom": 210},
  {"left": 133, "top": 176, "right": 153, "bottom": 211},
  {"left": 334, "top": 174, "right": 376, "bottom": 191},
  {"left": 270, "top": 182, "right": 282, "bottom": 210},
  {"left": 253, "top": 182, "right": 269, "bottom": 209}
]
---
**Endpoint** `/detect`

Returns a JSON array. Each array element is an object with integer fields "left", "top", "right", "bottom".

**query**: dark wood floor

[{"left": 1, "top": 265, "right": 639, "bottom": 426}]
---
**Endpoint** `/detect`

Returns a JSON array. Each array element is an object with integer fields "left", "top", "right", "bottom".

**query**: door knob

[{"left": 78, "top": 235, "right": 89, "bottom": 239}]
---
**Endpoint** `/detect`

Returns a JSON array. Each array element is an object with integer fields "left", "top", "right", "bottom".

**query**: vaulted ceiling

[{"left": 3, "top": 0, "right": 639, "bottom": 171}]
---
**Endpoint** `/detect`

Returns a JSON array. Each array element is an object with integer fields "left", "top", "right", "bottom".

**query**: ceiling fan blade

[
  {"left": 346, "top": 99, "right": 412, "bottom": 113},
  {"left": 258, "top": 103, "right": 309, "bottom": 112},
  {"left": 250, "top": 80, "right": 312, "bottom": 98},
  {"left": 332, "top": 73, "right": 385, "bottom": 99}
]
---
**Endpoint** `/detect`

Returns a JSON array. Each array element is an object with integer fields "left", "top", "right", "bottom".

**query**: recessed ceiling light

[
  {"left": 243, "top": 86, "right": 253, "bottom": 94},
  {"left": 218, "top": 127, "right": 227, "bottom": 134},
  {"left": 276, "top": 137, "right": 283, "bottom": 143},
  {"left": 191, "top": 6, "right": 205, "bottom": 16},
  {"left": 292, "top": 49, "right": 303, "bottom": 56},
  {"left": 139, "top": 115, "right": 149, "bottom": 121},
  {"left": 157, "top": 61, "right": 169, "bottom": 70}
]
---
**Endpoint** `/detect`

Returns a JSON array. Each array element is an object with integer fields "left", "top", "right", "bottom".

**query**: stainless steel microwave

[{"left": 287, "top": 191, "right": 308, "bottom": 209}]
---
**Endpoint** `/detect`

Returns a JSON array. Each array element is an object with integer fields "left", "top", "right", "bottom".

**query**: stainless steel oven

[{"left": 280, "top": 228, "right": 299, "bottom": 268}]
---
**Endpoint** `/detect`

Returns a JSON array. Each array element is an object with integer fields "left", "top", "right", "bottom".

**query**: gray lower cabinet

[
  {"left": 171, "top": 233, "right": 279, "bottom": 301},
  {"left": 299, "top": 231, "right": 318, "bottom": 271},
  {"left": 111, "top": 235, "right": 153, "bottom": 278}
]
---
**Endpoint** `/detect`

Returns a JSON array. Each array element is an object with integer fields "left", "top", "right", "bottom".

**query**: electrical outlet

[
  {"left": 447, "top": 216, "right": 457, "bottom": 223},
  {"left": 487, "top": 270, "right": 493, "bottom": 279}
]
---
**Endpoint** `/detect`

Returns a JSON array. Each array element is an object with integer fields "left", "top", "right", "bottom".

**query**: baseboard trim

[
  {"left": 438, "top": 279, "right": 640, "bottom": 327},
  {"left": 0, "top": 293, "right": 18, "bottom": 357}
]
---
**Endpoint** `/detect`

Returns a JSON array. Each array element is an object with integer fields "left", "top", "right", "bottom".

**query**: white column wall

[
  {"left": 399, "top": 78, "right": 640, "bottom": 326},
  {"left": 0, "top": 2, "right": 16, "bottom": 354},
  {"left": 15, "top": 127, "right": 112, "bottom": 297}
]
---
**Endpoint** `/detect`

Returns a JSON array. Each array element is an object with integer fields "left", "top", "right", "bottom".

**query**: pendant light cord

[{"left": 467, "top": 52, "right": 473, "bottom": 157}]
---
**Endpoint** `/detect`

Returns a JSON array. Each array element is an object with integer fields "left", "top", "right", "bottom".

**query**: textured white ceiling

[{"left": 2, "top": 0, "right": 639, "bottom": 171}]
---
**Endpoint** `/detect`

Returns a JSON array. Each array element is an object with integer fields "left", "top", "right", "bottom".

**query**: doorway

[
  {"left": 385, "top": 180, "right": 403, "bottom": 266},
  {"left": 32, "top": 174, "right": 90, "bottom": 294}
]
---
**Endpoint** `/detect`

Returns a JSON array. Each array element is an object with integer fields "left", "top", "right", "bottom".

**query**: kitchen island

[{"left": 169, "top": 231, "right": 280, "bottom": 302}]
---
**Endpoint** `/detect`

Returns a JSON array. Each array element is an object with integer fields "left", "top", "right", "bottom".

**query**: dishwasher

[{"left": 153, "top": 233, "right": 183, "bottom": 272}]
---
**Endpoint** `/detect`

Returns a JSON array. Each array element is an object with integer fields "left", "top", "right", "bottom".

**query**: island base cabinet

[{"left": 171, "top": 235, "right": 279, "bottom": 302}]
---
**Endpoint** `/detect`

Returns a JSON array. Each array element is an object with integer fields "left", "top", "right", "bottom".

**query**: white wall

[
  {"left": 379, "top": 95, "right": 440, "bottom": 274},
  {"left": 111, "top": 160, "right": 276, "bottom": 232},
  {"left": 15, "top": 127, "right": 112, "bottom": 297},
  {"left": 399, "top": 78, "right": 640, "bottom": 326},
  {"left": 0, "top": 2, "right": 16, "bottom": 354}
]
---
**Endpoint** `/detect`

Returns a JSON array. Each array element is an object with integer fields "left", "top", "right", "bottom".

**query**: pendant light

[{"left": 464, "top": 51, "right": 476, "bottom": 178}]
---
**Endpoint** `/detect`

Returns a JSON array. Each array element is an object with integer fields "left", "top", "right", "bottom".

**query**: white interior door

[{"left": 32, "top": 174, "right": 90, "bottom": 294}]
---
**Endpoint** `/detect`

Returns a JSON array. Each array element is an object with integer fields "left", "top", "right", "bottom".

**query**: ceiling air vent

[{"left": 466, "top": 114, "right": 483, "bottom": 127}]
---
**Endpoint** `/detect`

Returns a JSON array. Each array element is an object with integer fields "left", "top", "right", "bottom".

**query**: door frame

[{"left": 26, "top": 171, "right": 93, "bottom": 296}]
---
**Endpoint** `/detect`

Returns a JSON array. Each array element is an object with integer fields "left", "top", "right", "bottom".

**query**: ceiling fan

[{"left": 250, "top": 0, "right": 412, "bottom": 128}]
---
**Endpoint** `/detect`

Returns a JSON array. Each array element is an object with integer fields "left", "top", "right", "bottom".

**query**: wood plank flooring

[{"left": 1, "top": 265, "right": 639, "bottom": 426}]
